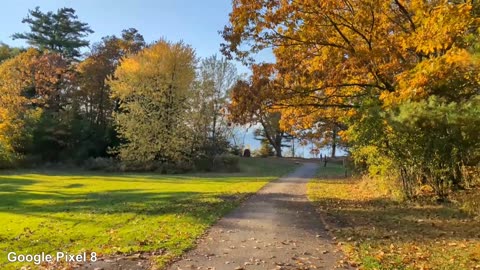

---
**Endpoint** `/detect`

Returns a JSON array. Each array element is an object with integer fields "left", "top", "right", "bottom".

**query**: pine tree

[{"left": 12, "top": 7, "right": 93, "bottom": 59}]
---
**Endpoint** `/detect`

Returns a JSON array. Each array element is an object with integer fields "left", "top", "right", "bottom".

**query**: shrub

[
  {"left": 213, "top": 154, "right": 240, "bottom": 172},
  {"left": 84, "top": 157, "right": 117, "bottom": 171},
  {"left": 358, "top": 174, "right": 404, "bottom": 201},
  {"left": 228, "top": 145, "right": 242, "bottom": 156},
  {"left": 461, "top": 165, "right": 480, "bottom": 189},
  {"left": 18, "top": 154, "right": 43, "bottom": 168},
  {"left": 0, "top": 144, "right": 18, "bottom": 169},
  {"left": 194, "top": 154, "right": 240, "bottom": 172},
  {"left": 117, "top": 160, "right": 159, "bottom": 172},
  {"left": 156, "top": 161, "right": 193, "bottom": 174},
  {"left": 194, "top": 156, "right": 215, "bottom": 172},
  {"left": 115, "top": 160, "right": 193, "bottom": 174},
  {"left": 456, "top": 190, "right": 480, "bottom": 217}
]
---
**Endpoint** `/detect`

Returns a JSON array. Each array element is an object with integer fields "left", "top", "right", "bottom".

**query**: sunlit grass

[
  {"left": 0, "top": 158, "right": 298, "bottom": 269},
  {"left": 308, "top": 164, "right": 480, "bottom": 270}
]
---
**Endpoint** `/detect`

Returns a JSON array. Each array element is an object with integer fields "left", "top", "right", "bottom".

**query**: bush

[
  {"left": 0, "top": 145, "right": 18, "bottom": 169},
  {"left": 194, "top": 156, "right": 215, "bottom": 172},
  {"left": 18, "top": 154, "right": 43, "bottom": 168},
  {"left": 456, "top": 190, "right": 480, "bottom": 217},
  {"left": 115, "top": 160, "right": 193, "bottom": 174},
  {"left": 84, "top": 157, "right": 117, "bottom": 171},
  {"left": 228, "top": 145, "right": 242, "bottom": 156},
  {"left": 194, "top": 154, "right": 240, "bottom": 172},
  {"left": 358, "top": 174, "right": 404, "bottom": 201},
  {"left": 156, "top": 161, "right": 193, "bottom": 174},
  {"left": 0, "top": 157, "right": 15, "bottom": 169},
  {"left": 461, "top": 165, "right": 480, "bottom": 189},
  {"left": 116, "top": 160, "right": 159, "bottom": 172},
  {"left": 213, "top": 154, "right": 240, "bottom": 172}
]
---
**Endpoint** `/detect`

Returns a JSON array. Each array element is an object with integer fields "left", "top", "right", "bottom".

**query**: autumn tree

[
  {"left": 0, "top": 49, "right": 39, "bottom": 166},
  {"left": 0, "top": 49, "right": 75, "bottom": 163},
  {"left": 30, "top": 53, "right": 74, "bottom": 111},
  {"left": 229, "top": 64, "right": 289, "bottom": 157},
  {"left": 13, "top": 7, "right": 93, "bottom": 59},
  {"left": 0, "top": 43, "right": 24, "bottom": 63},
  {"left": 6, "top": 6, "right": 94, "bottom": 161},
  {"left": 109, "top": 39, "right": 196, "bottom": 164},
  {"left": 75, "top": 29, "right": 146, "bottom": 157},
  {"left": 223, "top": 0, "right": 480, "bottom": 197},
  {"left": 78, "top": 29, "right": 145, "bottom": 124},
  {"left": 0, "top": 46, "right": 92, "bottom": 163},
  {"left": 280, "top": 105, "right": 346, "bottom": 158}
]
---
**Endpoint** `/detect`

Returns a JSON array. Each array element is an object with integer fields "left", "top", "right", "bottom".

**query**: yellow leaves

[
  {"left": 114, "top": 57, "right": 141, "bottom": 88},
  {"left": 120, "top": 57, "right": 141, "bottom": 74},
  {"left": 0, "top": 50, "right": 37, "bottom": 157},
  {"left": 0, "top": 107, "right": 16, "bottom": 151},
  {"left": 410, "top": 2, "right": 474, "bottom": 55},
  {"left": 110, "top": 40, "right": 195, "bottom": 101},
  {"left": 110, "top": 39, "right": 196, "bottom": 103},
  {"left": 228, "top": 0, "right": 480, "bottom": 100},
  {"left": 382, "top": 47, "right": 480, "bottom": 107}
]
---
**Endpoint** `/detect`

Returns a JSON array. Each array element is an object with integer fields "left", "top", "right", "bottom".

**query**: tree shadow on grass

[
  {"left": 0, "top": 186, "right": 253, "bottom": 220},
  {"left": 0, "top": 178, "right": 38, "bottom": 192},
  {"left": 0, "top": 186, "right": 257, "bottom": 270}
]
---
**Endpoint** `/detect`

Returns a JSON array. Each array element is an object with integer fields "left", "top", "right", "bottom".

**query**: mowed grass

[
  {"left": 0, "top": 158, "right": 298, "bottom": 269},
  {"left": 308, "top": 164, "right": 480, "bottom": 270}
]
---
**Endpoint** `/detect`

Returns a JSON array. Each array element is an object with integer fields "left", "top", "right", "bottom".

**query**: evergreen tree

[{"left": 12, "top": 7, "right": 93, "bottom": 59}]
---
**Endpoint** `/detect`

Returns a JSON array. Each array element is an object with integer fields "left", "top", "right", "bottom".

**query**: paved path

[{"left": 168, "top": 163, "right": 344, "bottom": 270}]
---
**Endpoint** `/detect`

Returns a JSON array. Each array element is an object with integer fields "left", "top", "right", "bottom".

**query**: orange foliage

[{"left": 222, "top": 0, "right": 480, "bottom": 142}]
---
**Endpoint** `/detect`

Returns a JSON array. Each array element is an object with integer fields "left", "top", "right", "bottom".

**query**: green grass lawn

[
  {"left": 0, "top": 158, "right": 298, "bottom": 269},
  {"left": 308, "top": 164, "right": 480, "bottom": 270}
]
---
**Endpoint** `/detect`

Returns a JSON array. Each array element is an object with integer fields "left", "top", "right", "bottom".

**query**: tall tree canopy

[
  {"left": 229, "top": 64, "right": 289, "bottom": 157},
  {"left": 0, "top": 48, "right": 76, "bottom": 163},
  {"left": 0, "top": 49, "right": 39, "bottom": 165},
  {"left": 222, "top": 0, "right": 480, "bottom": 110},
  {"left": 109, "top": 39, "right": 196, "bottom": 163},
  {"left": 194, "top": 55, "right": 238, "bottom": 156},
  {"left": 77, "top": 28, "right": 146, "bottom": 127},
  {"left": 13, "top": 7, "right": 93, "bottom": 59},
  {"left": 74, "top": 29, "right": 146, "bottom": 158}
]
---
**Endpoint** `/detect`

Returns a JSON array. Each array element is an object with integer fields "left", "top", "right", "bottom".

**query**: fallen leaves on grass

[{"left": 308, "top": 178, "right": 480, "bottom": 270}]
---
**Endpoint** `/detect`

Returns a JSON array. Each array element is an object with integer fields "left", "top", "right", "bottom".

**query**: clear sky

[{"left": 0, "top": 0, "right": 252, "bottom": 73}]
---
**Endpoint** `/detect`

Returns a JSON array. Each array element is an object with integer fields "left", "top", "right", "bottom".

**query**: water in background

[{"left": 237, "top": 127, "right": 347, "bottom": 158}]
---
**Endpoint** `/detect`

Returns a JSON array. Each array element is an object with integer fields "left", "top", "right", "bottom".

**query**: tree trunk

[
  {"left": 274, "top": 144, "right": 282, "bottom": 157},
  {"left": 260, "top": 119, "right": 282, "bottom": 157},
  {"left": 291, "top": 138, "right": 295, "bottom": 158},
  {"left": 331, "top": 126, "right": 337, "bottom": 158}
]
